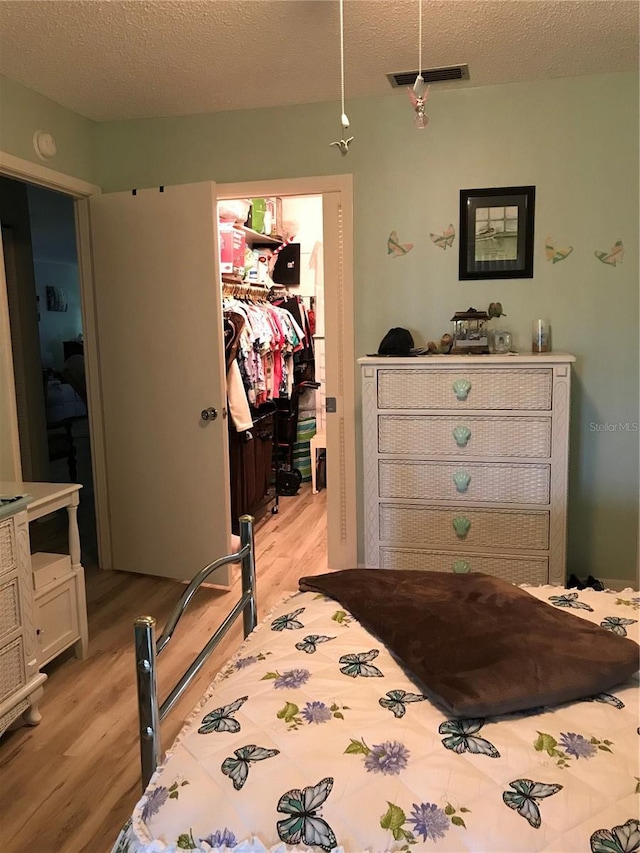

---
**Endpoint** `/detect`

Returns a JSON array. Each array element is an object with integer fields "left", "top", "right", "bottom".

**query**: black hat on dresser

[{"left": 376, "top": 327, "right": 415, "bottom": 356}]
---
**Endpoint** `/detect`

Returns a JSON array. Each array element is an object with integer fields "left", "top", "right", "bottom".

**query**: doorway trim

[
  {"left": 218, "top": 175, "right": 356, "bottom": 569},
  {"left": 0, "top": 150, "right": 110, "bottom": 567}
]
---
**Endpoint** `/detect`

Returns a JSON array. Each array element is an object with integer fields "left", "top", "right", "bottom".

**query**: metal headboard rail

[{"left": 134, "top": 515, "right": 257, "bottom": 789}]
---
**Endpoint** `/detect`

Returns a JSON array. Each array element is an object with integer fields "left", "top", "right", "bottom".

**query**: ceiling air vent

[{"left": 387, "top": 64, "right": 469, "bottom": 88}]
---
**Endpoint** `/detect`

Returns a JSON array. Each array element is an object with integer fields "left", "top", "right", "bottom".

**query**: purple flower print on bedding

[
  {"left": 364, "top": 740, "right": 410, "bottom": 775},
  {"left": 408, "top": 802, "right": 451, "bottom": 842},
  {"left": 141, "top": 786, "right": 169, "bottom": 822}
]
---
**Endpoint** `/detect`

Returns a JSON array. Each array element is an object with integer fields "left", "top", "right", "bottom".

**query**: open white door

[{"left": 87, "top": 183, "right": 232, "bottom": 581}]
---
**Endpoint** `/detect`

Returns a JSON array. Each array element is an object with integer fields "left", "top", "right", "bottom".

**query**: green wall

[
  {"left": 0, "top": 75, "right": 96, "bottom": 184},
  {"left": 3, "top": 71, "right": 638, "bottom": 582}
]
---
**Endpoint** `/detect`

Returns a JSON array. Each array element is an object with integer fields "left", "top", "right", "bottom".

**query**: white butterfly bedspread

[{"left": 113, "top": 585, "right": 639, "bottom": 853}]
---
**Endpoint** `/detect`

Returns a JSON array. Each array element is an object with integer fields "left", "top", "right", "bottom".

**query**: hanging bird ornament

[
  {"left": 408, "top": 75, "right": 430, "bottom": 129},
  {"left": 330, "top": 0, "right": 353, "bottom": 155},
  {"left": 330, "top": 112, "right": 354, "bottom": 155}
]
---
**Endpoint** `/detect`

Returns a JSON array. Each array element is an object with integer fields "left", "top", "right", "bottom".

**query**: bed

[{"left": 114, "top": 519, "right": 639, "bottom": 853}]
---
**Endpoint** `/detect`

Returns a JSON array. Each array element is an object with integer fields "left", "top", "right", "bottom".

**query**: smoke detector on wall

[{"left": 33, "top": 130, "right": 57, "bottom": 160}]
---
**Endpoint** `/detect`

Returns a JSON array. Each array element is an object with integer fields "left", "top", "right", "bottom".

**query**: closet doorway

[{"left": 218, "top": 177, "right": 356, "bottom": 572}]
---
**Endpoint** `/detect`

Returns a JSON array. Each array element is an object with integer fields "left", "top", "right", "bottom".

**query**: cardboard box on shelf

[
  {"left": 247, "top": 198, "right": 267, "bottom": 234},
  {"left": 220, "top": 223, "right": 246, "bottom": 274}
]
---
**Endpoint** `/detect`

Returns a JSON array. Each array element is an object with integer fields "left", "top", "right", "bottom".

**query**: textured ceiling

[{"left": 0, "top": 0, "right": 637, "bottom": 122}]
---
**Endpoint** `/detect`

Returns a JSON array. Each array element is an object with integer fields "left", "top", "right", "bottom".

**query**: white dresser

[
  {"left": 0, "top": 502, "right": 47, "bottom": 736},
  {"left": 360, "top": 354, "right": 575, "bottom": 585}
]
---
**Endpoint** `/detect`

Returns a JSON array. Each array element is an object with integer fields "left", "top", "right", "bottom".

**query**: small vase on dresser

[{"left": 359, "top": 353, "right": 575, "bottom": 585}]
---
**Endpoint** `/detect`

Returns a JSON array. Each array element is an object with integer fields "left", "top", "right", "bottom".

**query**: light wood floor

[{"left": 0, "top": 485, "right": 328, "bottom": 853}]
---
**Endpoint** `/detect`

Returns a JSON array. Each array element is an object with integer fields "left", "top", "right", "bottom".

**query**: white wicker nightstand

[{"left": 0, "top": 505, "right": 47, "bottom": 736}]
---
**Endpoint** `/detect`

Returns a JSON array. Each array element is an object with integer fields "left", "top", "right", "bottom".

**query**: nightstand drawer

[
  {"left": 377, "top": 368, "right": 553, "bottom": 410},
  {"left": 0, "top": 520, "right": 16, "bottom": 578},
  {"left": 34, "top": 576, "right": 80, "bottom": 667},
  {"left": 0, "top": 577, "right": 20, "bottom": 640},
  {"left": 379, "top": 460, "right": 551, "bottom": 504},
  {"left": 379, "top": 547, "right": 549, "bottom": 584},
  {"left": 380, "top": 504, "right": 550, "bottom": 550},
  {"left": 379, "top": 415, "right": 552, "bottom": 458},
  {"left": 0, "top": 636, "right": 26, "bottom": 703}
]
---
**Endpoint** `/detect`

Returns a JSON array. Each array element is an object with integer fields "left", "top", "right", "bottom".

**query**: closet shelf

[{"left": 241, "top": 226, "right": 283, "bottom": 247}]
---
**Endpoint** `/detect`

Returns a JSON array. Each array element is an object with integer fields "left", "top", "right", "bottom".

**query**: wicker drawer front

[
  {"left": 380, "top": 547, "right": 549, "bottom": 584},
  {"left": 0, "top": 520, "right": 16, "bottom": 577},
  {"left": 0, "top": 578, "right": 20, "bottom": 639},
  {"left": 379, "top": 415, "right": 551, "bottom": 458},
  {"left": 379, "top": 460, "right": 550, "bottom": 504},
  {"left": 0, "top": 636, "right": 26, "bottom": 703},
  {"left": 379, "top": 504, "right": 549, "bottom": 550},
  {"left": 377, "top": 368, "right": 553, "bottom": 410}
]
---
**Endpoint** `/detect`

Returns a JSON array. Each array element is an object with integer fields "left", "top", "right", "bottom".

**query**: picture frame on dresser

[{"left": 459, "top": 185, "right": 535, "bottom": 280}]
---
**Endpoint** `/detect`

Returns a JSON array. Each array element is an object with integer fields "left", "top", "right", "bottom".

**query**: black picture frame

[{"left": 459, "top": 185, "right": 535, "bottom": 280}]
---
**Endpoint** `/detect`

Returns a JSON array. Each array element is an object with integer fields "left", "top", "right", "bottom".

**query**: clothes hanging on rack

[
  {"left": 269, "top": 293, "right": 315, "bottom": 366},
  {"left": 223, "top": 296, "right": 307, "bottom": 429}
]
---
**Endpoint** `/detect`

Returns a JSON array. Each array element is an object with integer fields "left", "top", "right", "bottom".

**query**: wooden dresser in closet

[{"left": 359, "top": 354, "right": 575, "bottom": 585}]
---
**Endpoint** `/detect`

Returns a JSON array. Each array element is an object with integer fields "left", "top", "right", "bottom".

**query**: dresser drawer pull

[
  {"left": 453, "top": 425, "right": 471, "bottom": 447},
  {"left": 453, "top": 471, "right": 471, "bottom": 493},
  {"left": 453, "top": 560, "right": 471, "bottom": 573},
  {"left": 452, "top": 379, "right": 472, "bottom": 401},
  {"left": 452, "top": 516, "right": 471, "bottom": 538}
]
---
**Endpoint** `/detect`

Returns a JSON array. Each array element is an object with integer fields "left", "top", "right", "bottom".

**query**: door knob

[{"left": 201, "top": 407, "right": 218, "bottom": 422}]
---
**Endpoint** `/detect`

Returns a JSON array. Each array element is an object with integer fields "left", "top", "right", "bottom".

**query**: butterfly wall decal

[
  {"left": 271, "top": 607, "right": 306, "bottom": 631},
  {"left": 221, "top": 744, "right": 280, "bottom": 790},
  {"left": 548, "top": 592, "right": 594, "bottom": 611},
  {"left": 379, "top": 689, "right": 427, "bottom": 718},
  {"left": 590, "top": 818, "right": 640, "bottom": 853},
  {"left": 198, "top": 696, "right": 248, "bottom": 735},
  {"left": 545, "top": 235, "right": 574, "bottom": 263},
  {"left": 502, "top": 778, "right": 563, "bottom": 828},
  {"left": 387, "top": 231, "right": 414, "bottom": 258},
  {"left": 338, "top": 649, "right": 384, "bottom": 678},
  {"left": 430, "top": 224, "right": 456, "bottom": 250},
  {"left": 438, "top": 718, "right": 501, "bottom": 757},
  {"left": 277, "top": 777, "right": 337, "bottom": 852},
  {"left": 295, "top": 634, "right": 336, "bottom": 654},
  {"left": 595, "top": 240, "right": 624, "bottom": 266}
]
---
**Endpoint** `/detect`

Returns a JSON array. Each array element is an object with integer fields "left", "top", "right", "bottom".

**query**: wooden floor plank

[{"left": 0, "top": 485, "right": 328, "bottom": 853}]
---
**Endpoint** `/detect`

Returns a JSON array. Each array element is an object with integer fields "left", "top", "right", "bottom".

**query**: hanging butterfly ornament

[
  {"left": 408, "top": 75, "right": 430, "bottom": 129},
  {"left": 409, "top": 1, "right": 430, "bottom": 129}
]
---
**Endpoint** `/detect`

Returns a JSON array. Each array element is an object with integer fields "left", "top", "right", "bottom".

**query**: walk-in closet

[{"left": 218, "top": 194, "right": 327, "bottom": 537}]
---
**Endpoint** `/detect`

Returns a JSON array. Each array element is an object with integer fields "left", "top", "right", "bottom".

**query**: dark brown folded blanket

[{"left": 298, "top": 570, "right": 639, "bottom": 717}]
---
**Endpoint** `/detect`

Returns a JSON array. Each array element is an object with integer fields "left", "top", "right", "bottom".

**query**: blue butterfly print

[
  {"left": 502, "top": 779, "right": 563, "bottom": 828},
  {"left": 439, "top": 718, "right": 500, "bottom": 757},
  {"left": 584, "top": 692, "right": 625, "bottom": 709},
  {"left": 548, "top": 593, "right": 594, "bottom": 611},
  {"left": 590, "top": 818, "right": 640, "bottom": 853},
  {"left": 339, "top": 649, "right": 384, "bottom": 678},
  {"left": 277, "top": 777, "right": 337, "bottom": 852},
  {"left": 221, "top": 744, "right": 280, "bottom": 790},
  {"left": 295, "top": 634, "right": 336, "bottom": 654},
  {"left": 600, "top": 616, "right": 637, "bottom": 637},
  {"left": 271, "top": 607, "right": 306, "bottom": 631},
  {"left": 379, "top": 689, "right": 427, "bottom": 718},
  {"left": 198, "top": 696, "right": 248, "bottom": 734}
]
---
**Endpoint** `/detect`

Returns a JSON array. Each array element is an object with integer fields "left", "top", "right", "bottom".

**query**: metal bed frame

[{"left": 134, "top": 515, "right": 257, "bottom": 789}]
